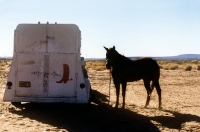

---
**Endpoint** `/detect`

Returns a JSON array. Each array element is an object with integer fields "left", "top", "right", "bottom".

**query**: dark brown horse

[{"left": 104, "top": 46, "right": 162, "bottom": 109}]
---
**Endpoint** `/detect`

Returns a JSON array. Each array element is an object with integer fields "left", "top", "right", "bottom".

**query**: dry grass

[
  {"left": 0, "top": 66, "right": 4, "bottom": 70},
  {"left": 86, "top": 59, "right": 200, "bottom": 71},
  {"left": 0, "top": 59, "right": 12, "bottom": 70},
  {"left": 0, "top": 61, "right": 6, "bottom": 66},
  {"left": 155, "top": 60, "right": 200, "bottom": 71},
  {"left": 85, "top": 60, "right": 106, "bottom": 71},
  {"left": 1, "top": 58, "right": 200, "bottom": 71},
  {"left": 0, "top": 61, "right": 6, "bottom": 70}
]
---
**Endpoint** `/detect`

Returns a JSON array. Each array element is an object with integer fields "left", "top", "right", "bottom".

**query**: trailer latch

[{"left": 47, "top": 36, "right": 54, "bottom": 39}]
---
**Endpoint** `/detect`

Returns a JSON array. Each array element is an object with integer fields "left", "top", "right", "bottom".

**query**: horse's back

[
  {"left": 134, "top": 57, "right": 159, "bottom": 69},
  {"left": 132, "top": 57, "right": 160, "bottom": 79},
  {"left": 118, "top": 57, "right": 160, "bottom": 81}
]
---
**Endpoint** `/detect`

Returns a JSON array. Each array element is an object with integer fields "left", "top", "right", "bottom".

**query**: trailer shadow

[
  {"left": 8, "top": 90, "right": 200, "bottom": 131},
  {"left": 9, "top": 103, "right": 160, "bottom": 132},
  {"left": 8, "top": 90, "right": 159, "bottom": 132}
]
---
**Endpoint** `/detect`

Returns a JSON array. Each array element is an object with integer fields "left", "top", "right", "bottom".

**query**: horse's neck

[
  {"left": 115, "top": 52, "right": 131, "bottom": 62},
  {"left": 112, "top": 52, "right": 132, "bottom": 68}
]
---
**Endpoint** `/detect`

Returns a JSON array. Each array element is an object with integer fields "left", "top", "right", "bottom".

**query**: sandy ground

[{"left": 1, "top": 64, "right": 200, "bottom": 132}]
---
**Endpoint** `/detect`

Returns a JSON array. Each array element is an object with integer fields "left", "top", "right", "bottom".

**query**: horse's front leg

[
  {"left": 122, "top": 81, "right": 127, "bottom": 109},
  {"left": 114, "top": 80, "right": 120, "bottom": 108},
  {"left": 143, "top": 79, "right": 151, "bottom": 108}
]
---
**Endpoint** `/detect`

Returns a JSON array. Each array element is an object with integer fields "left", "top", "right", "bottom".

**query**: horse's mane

[{"left": 114, "top": 50, "right": 132, "bottom": 63}]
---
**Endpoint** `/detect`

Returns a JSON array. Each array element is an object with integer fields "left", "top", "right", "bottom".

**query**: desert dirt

[{"left": 1, "top": 62, "right": 200, "bottom": 132}]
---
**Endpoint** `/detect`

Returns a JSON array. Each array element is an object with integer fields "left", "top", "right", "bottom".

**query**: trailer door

[
  {"left": 46, "top": 24, "right": 78, "bottom": 97},
  {"left": 15, "top": 24, "right": 46, "bottom": 97},
  {"left": 16, "top": 53, "right": 44, "bottom": 96},
  {"left": 47, "top": 54, "right": 76, "bottom": 97}
]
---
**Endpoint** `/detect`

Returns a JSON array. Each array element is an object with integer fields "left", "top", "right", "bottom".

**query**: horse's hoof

[
  {"left": 158, "top": 106, "right": 162, "bottom": 110},
  {"left": 121, "top": 106, "right": 125, "bottom": 109},
  {"left": 144, "top": 105, "right": 148, "bottom": 109}
]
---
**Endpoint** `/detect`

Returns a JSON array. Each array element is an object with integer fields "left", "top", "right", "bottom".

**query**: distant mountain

[
  {"left": 152, "top": 54, "right": 200, "bottom": 60},
  {"left": 0, "top": 56, "right": 12, "bottom": 60},
  {"left": 85, "top": 54, "right": 200, "bottom": 61},
  {"left": 176, "top": 54, "right": 200, "bottom": 59}
]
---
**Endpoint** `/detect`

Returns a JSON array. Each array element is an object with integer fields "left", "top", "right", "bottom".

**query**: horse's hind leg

[
  {"left": 153, "top": 80, "right": 162, "bottom": 109},
  {"left": 143, "top": 79, "right": 152, "bottom": 108},
  {"left": 122, "top": 81, "right": 127, "bottom": 109},
  {"left": 150, "top": 81, "right": 155, "bottom": 93}
]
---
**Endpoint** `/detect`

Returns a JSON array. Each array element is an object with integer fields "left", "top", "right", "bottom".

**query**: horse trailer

[{"left": 3, "top": 22, "right": 91, "bottom": 104}]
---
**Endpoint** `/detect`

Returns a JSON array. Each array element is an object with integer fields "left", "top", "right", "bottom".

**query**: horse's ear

[
  {"left": 113, "top": 46, "right": 115, "bottom": 50},
  {"left": 104, "top": 46, "right": 108, "bottom": 51}
]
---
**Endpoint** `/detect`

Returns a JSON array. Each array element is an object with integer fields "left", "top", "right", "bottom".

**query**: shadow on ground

[
  {"left": 150, "top": 109, "right": 200, "bottom": 130},
  {"left": 9, "top": 90, "right": 200, "bottom": 132},
  {"left": 9, "top": 90, "right": 159, "bottom": 132}
]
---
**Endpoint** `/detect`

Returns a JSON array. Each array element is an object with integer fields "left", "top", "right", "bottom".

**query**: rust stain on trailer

[{"left": 21, "top": 61, "right": 35, "bottom": 65}]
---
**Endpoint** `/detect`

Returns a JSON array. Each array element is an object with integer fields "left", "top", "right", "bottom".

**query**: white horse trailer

[{"left": 3, "top": 23, "right": 91, "bottom": 104}]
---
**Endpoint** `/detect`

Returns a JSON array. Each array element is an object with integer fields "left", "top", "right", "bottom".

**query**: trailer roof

[{"left": 15, "top": 24, "right": 81, "bottom": 54}]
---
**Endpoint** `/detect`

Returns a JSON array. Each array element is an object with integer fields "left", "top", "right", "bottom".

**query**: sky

[{"left": 0, "top": 0, "right": 200, "bottom": 58}]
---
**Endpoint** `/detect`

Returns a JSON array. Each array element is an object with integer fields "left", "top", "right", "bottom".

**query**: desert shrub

[
  {"left": 184, "top": 65, "right": 192, "bottom": 71},
  {"left": 197, "top": 65, "right": 200, "bottom": 70},
  {"left": 169, "top": 64, "right": 178, "bottom": 70},
  {"left": 163, "top": 66, "right": 169, "bottom": 70},
  {"left": 7, "top": 62, "right": 12, "bottom": 67},
  {"left": 191, "top": 60, "right": 198, "bottom": 64},
  {"left": 0, "top": 66, "right": 4, "bottom": 70},
  {"left": 159, "top": 64, "right": 168, "bottom": 70},
  {"left": 159, "top": 65, "right": 163, "bottom": 69},
  {"left": 160, "top": 64, "right": 179, "bottom": 70},
  {"left": 0, "top": 62, "right": 6, "bottom": 66}
]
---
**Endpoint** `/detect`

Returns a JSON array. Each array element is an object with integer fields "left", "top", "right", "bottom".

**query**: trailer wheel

[{"left": 11, "top": 102, "right": 22, "bottom": 108}]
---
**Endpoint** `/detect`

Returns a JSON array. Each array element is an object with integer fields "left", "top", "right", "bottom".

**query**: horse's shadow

[
  {"left": 150, "top": 108, "right": 200, "bottom": 130},
  {"left": 8, "top": 90, "right": 200, "bottom": 131},
  {"left": 90, "top": 89, "right": 109, "bottom": 104}
]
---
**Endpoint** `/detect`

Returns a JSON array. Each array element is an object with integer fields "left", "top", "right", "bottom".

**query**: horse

[{"left": 104, "top": 46, "right": 162, "bottom": 109}]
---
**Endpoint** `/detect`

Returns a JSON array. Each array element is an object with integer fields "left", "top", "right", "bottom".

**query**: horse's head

[{"left": 104, "top": 46, "right": 116, "bottom": 69}]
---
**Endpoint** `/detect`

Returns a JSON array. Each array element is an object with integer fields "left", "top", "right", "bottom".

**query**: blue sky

[{"left": 0, "top": 0, "right": 200, "bottom": 58}]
